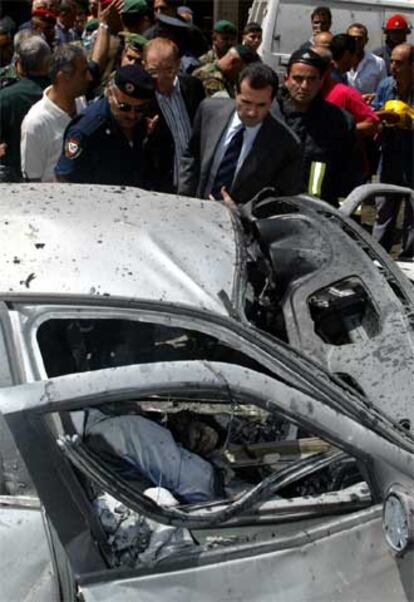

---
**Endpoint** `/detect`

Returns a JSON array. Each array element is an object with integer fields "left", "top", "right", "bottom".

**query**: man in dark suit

[
  {"left": 144, "top": 37, "right": 205, "bottom": 192},
  {"left": 178, "top": 63, "right": 304, "bottom": 204}
]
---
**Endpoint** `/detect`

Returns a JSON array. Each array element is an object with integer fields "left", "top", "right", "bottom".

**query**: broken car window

[
  {"left": 53, "top": 391, "right": 371, "bottom": 570},
  {"left": 37, "top": 319, "right": 262, "bottom": 377}
]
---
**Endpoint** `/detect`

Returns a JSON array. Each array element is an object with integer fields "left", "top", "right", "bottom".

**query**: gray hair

[
  {"left": 13, "top": 29, "right": 37, "bottom": 52},
  {"left": 50, "top": 43, "right": 85, "bottom": 83},
  {"left": 16, "top": 35, "right": 51, "bottom": 74}
]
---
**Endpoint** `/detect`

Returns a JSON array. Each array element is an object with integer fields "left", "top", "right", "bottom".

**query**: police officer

[{"left": 55, "top": 64, "right": 155, "bottom": 186}]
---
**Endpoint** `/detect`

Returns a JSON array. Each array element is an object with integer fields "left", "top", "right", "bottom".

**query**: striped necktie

[{"left": 211, "top": 126, "right": 245, "bottom": 198}]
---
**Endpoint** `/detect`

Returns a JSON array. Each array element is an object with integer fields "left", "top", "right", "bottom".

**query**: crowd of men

[{"left": 0, "top": 0, "right": 413, "bottom": 256}]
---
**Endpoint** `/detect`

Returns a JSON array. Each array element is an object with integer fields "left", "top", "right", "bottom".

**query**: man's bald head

[
  {"left": 144, "top": 37, "right": 180, "bottom": 94},
  {"left": 313, "top": 31, "right": 333, "bottom": 49},
  {"left": 390, "top": 43, "right": 414, "bottom": 84}
]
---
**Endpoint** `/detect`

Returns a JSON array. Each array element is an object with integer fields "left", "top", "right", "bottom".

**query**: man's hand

[
  {"left": 208, "top": 186, "right": 236, "bottom": 204},
  {"left": 146, "top": 114, "right": 159, "bottom": 135},
  {"left": 99, "top": 0, "right": 124, "bottom": 34},
  {"left": 376, "top": 109, "right": 401, "bottom": 126},
  {"left": 362, "top": 93, "right": 375, "bottom": 105},
  {"left": 0, "top": 143, "right": 7, "bottom": 158}
]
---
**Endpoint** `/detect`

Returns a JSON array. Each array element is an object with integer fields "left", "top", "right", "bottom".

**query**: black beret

[
  {"left": 156, "top": 13, "right": 189, "bottom": 29},
  {"left": 114, "top": 64, "right": 155, "bottom": 99},
  {"left": 288, "top": 48, "right": 329, "bottom": 74}
]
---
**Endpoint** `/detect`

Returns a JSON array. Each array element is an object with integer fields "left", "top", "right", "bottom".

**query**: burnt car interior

[
  {"left": 36, "top": 319, "right": 370, "bottom": 568},
  {"left": 41, "top": 385, "right": 371, "bottom": 573}
]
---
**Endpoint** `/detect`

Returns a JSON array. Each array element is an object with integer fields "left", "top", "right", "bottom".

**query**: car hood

[{"left": 0, "top": 184, "right": 242, "bottom": 317}]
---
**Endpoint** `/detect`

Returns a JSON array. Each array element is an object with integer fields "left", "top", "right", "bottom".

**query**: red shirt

[{"left": 324, "top": 80, "right": 379, "bottom": 124}]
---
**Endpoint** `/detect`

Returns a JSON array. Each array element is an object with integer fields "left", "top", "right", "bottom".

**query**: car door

[
  {"left": 0, "top": 302, "right": 59, "bottom": 601},
  {"left": 0, "top": 359, "right": 412, "bottom": 602}
]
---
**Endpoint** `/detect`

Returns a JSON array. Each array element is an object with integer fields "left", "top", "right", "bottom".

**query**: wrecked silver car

[{"left": 0, "top": 183, "right": 413, "bottom": 601}]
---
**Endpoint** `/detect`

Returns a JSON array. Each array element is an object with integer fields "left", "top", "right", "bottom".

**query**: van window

[
  {"left": 272, "top": 2, "right": 385, "bottom": 56},
  {"left": 250, "top": 0, "right": 268, "bottom": 24}
]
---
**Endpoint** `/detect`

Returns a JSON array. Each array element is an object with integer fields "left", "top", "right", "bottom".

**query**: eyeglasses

[
  {"left": 112, "top": 91, "right": 151, "bottom": 114},
  {"left": 145, "top": 66, "right": 177, "bottom": 77}
]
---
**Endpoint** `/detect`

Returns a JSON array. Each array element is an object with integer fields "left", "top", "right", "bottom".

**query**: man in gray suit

[{"left": 178, "top": 63, "right": 304, "bottom": 204}]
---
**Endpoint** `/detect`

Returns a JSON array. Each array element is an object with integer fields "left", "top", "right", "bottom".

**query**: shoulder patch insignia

[{"left": 65, "top": 137, "right": 82, "bottom": 159}]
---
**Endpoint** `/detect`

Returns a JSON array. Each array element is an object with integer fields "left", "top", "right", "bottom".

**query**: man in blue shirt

[
  {"left": 55, "top": 64, "right": 155, "bottom": 186},
  {"left": 54, "top": 0, "right": 79, "bottom": 46},
  {"left": 372, "top": 43, "right": 413, "bottom": 257}
]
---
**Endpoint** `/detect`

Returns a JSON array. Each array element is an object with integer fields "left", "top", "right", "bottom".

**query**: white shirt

[
  {"left": 347, "top": 52, "right": 387, "bottom": 94},
  {"left": 21, "top": 87, "right": 86, "bottom": 182},
  {"left": 206, "top": 111, "right": 262, "bottom": 197}
]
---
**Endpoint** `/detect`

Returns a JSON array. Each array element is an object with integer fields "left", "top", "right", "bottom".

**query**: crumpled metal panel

[
  {"left": 80, "top": 508, "right": 413, "bottom": 602},
  {"left": 248, "top": 194, "right": 414, "bottom": 426},
  {"left": 0, "top": 184, "right": 239, "bottom": 316},
  {"left": 0, "top": 501, "right": 57, "bottom": 601}
]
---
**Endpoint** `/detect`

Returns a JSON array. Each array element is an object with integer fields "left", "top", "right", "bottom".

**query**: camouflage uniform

[
  {"left": 193, "top": 62, "right": 234, "bottom": 98},
  {"left": 198, "top": 48, "right": 217, "bottom": 65},
  {"left": 0, "top": 63, "right": 19, "bottom": 89}
]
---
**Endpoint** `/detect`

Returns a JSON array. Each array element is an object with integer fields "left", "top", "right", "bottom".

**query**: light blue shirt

[{"left": 205, "top": 111, "right": 262, "bottom": 198}]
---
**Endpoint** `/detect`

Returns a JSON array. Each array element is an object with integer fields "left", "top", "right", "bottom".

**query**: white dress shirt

[
  {"left": 347, "top": 52, "right": 387, "bottom": 94},
  {"left": 206, "top": 111, "right": 262, "bottom": 197}
]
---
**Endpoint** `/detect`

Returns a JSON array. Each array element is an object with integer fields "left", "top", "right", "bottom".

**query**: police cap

[
  {"left": 114, "top": 64, "right": 155, "bottom": 99},
  {"left": 156, "top": 13, "right": 189, "bottom": 29},
  {"left": 288, "top": 48, "right": 329, "bottom": 74},
  {"left": 214, "top": 20, "right": 237, "bottom": 35}
]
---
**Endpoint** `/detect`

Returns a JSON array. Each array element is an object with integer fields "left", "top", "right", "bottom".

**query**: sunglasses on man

[{"left": 112, "top": 92, "right": 152, "bottom": 115}]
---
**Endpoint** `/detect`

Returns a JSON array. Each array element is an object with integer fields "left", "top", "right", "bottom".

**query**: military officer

[
  {"left": 119, "top": 31, "right": 147, "bottom": 67},
  {"left": 199, "top": 20, "right": 238, "bottom": 65},
  {"left": 55, "top": 64, "right": 155, "bottom": 186},
  {"left": 193, "top": 44, "right": 257, "bottom": 98}
]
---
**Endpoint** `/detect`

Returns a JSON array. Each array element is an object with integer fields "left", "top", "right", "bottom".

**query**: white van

[{"left": 249, "top": 0, "right": 414, "bottom": 72}]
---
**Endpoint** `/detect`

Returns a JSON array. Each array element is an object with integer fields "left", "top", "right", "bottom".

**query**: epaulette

[{"left": 66, "top": 105, "right": 108, "bottom": 138}]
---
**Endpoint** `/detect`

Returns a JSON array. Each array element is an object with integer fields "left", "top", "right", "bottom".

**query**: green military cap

[
  {"left": 119, "top": 31, "right": 148, "bottom": 49},
  {"left": 122, "top": 0, "right": 148, "bottom": 15},
  {"left": 213, "top": 19, "right": 237, "bottom": 34},
  {"left": 84, "top": 18, "right": 99, "bottom": 32}
]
